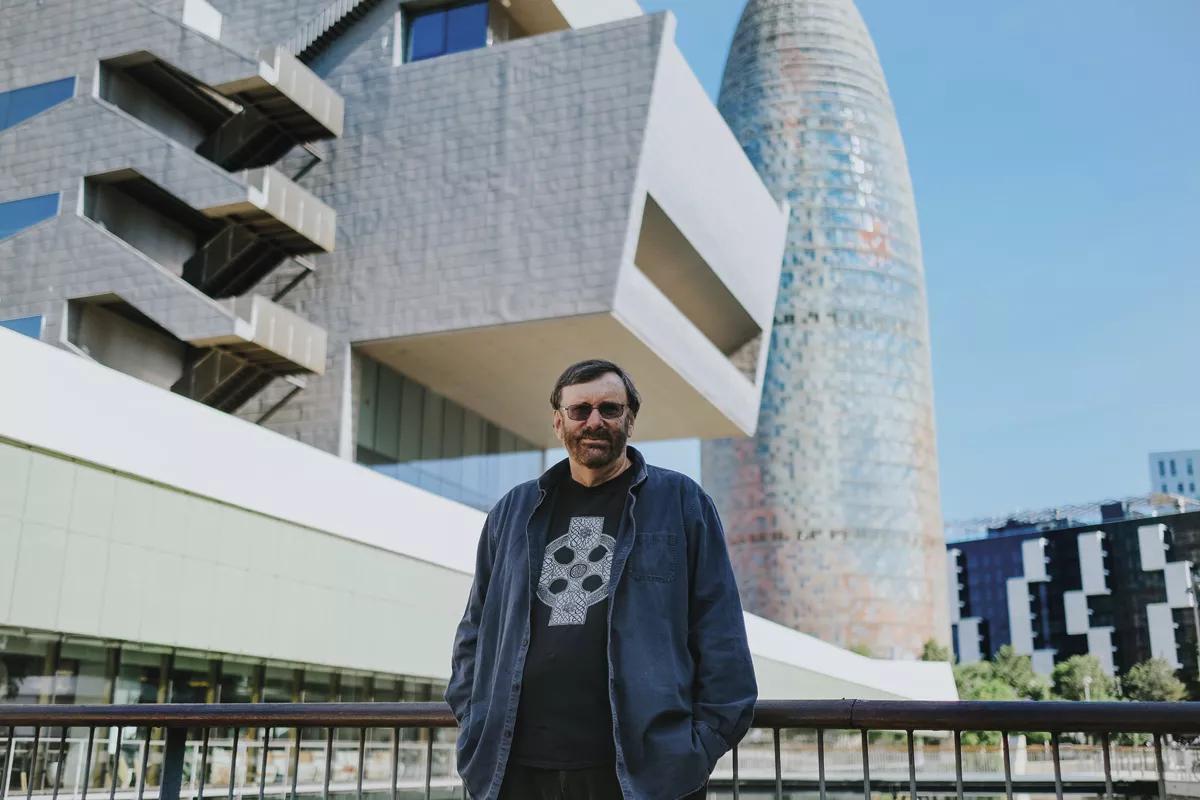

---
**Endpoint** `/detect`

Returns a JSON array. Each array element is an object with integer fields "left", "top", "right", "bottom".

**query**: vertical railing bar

[
  {"left": 257, "top": 727, "right": 270, "bottom": 800},
  {"left": 954, "top": 730, "right": 964, "bottom": 800},
  {"left": 1, "top": 726, "right": 15, "bottom": 800},
  {"left": 817, "top": 728, "right": 826, "bottom": 800},
  {"left": 860, "top": 729, "right": 871, "bottom": 800},
  {"left": 137, "top": 731, "right": 150, "bottom": 800},
  {"left": 906, "top": 730, "right": 916, "bottom": 800},
  {"left": 26, "top": 725, "right": 42, "bottom": 800},
  {"left": 321, "top": 729, "right": 332, "bottom": 800},
  {"left": 81, "top": 728, "right": 96, "bottom": 800},
  {"left": 51, "top": 727, "right": 67, "bottom": 800},
  {"left": 159, "top": 728, "right": 188, "bottom": 800},
  {"left": 1002, "top": 731, "right": 1013, "bottom": 800},
  {"left": 355, "top": 729, "right": 364, "bottom": 800},
  {"left": 773, "top": 728, "right": 782, "bottom": 800},
  {"left": 227, "top": 729, "right": 240, "bottom": 800},
  {"left": 1052, "top": 732, "right": 1063, "bottom": 800},
  {"left": 388, "top": 729, "right": 398, "bottom": 800},
  {"left": 1154, "top": 733, "right": 1167, "bottom": 800},
  {"left": 732, "top": 744, "right": 740, "bottom": 800},
  {"left": 109, "top": 726, "right": 123, "bottom": 800},
  {"left": 423, "top": 729, "right": 433, "bottom": 800},
  {"left": 197, "top": 728, "right": 210, "bottom": 800},
  {"left": 288, "top": 730, "right": 299, "bottom": 800},
  {"left": 1101, "top": 731, "right": 1113, "bottom": 800}
]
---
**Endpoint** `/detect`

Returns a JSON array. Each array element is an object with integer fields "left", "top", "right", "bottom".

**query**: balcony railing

[{"left": 1, "top": 701, "right": 1199, "bottom": 800}]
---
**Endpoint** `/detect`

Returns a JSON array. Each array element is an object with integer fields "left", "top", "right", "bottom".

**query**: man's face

[{"left": 553, "top": 372, "right": 635, "bottom": 469}]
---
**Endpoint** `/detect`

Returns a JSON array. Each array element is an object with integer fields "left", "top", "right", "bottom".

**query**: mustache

[{"left": 574, "top": 428, "right": 613, "bottom": 442}]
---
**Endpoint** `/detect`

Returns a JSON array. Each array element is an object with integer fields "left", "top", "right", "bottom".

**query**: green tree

[
  {"left": 1122, "top": 659, "right": 1187, "bottom": 701},
  {"left": 849, "top": 643, "right": 874, "bottom": 658},
  {"left": 921, "top": 639, "right": 953, "bottom": 663},
  {"left": 1052, "top": 655, "right": 1117, "bottom": 701},
  {"left": 954, "top": 662, "right": 1019, "bottom": 701},
  {"left": 992, "top": 645, "right": 1052, "bottom": 700}
]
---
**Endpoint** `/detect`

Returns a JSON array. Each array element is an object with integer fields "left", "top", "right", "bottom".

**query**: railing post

[{"left": 159, "top": 728, "right": 188, "bottom": 800}]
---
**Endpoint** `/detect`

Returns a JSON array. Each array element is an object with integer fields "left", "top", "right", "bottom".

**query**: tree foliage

[
  {"left": 921, "top": 639, "right": 953, "bottom": 663},
  {"left": 1051, "top": 655, "right": 1118, "bottom": 701},
  {"left": 991, "top": 645, "right": 1052, "bottom": 701},
  {"left": 1122, "top": 659, "right": 1187, "bottom": 701}
]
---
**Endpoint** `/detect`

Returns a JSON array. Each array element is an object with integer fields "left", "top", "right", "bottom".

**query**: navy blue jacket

[{"left": 446, "top": 446, "right": 757, "bottom": 799}]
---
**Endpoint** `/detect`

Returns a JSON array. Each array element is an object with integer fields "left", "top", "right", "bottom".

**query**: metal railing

[{"left": 2, "top": 701, "right": 1199, "bottom": 800}]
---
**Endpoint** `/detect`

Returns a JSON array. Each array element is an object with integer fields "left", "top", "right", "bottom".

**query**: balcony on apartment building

[
  {"left": 0, "top": 17, "right": 346, "bottom": 413},
  {"left": 349, "top": 8, "right": 788, "bottom": 450}
]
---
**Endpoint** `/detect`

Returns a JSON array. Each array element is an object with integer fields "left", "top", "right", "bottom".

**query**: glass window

[
  {"left": 357, "top": 358, "right": 542, "bottom": 510},
  {"left": 0, "top": 193, "right": 60, "bottom": 240},
  {"left": 0, "top": 633, "right": 57, "bottom": 704},
  {"left": 0, "top": 315, "right": 42, "bottom": 339},
  {"left": 1160, "top": 461, "right": 1167, "bottom": 477},
  {"left": 1179, "top": 483, "right": 1185, "bottom": 493},
  {"left": 55, "top": 641, "right": 115, "bottom": 705},
  {"left": 114, "top": 646, "right": 168, "bottom": 704},
  {"left": 0, "top": 77, "right": 74, "bottom": 131},
  {"left": 1189, "top": 459, "right": 1195, "bottom": 476},
  {"left": 406, "top": 1, "right": 488, "bottom": 63},
  {"left": 1171, "top": 460, "right": 1178, "bottom": 476},
  {"left": 217, "top": 659, "right": 258, "bottom": 704},
  {"left": 168, "top": 653, "right": 216, "bottom": 703}
]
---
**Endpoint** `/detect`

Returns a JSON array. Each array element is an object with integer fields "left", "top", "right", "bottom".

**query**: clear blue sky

[{"left": 635, "top": 0, "right": 1200, "bottom": 523}]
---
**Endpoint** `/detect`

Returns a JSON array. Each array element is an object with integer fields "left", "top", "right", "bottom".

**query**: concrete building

[
  {"left": 1150, "top": 450, "right": 1200, "bottom": 499},
  {"left": 948, "top": 500, "right": 1200, "bottom": 694},
  {"left": 702, "top": 0, "right": 947, "bottom": 657},
  {"left": 1, "top": 0, "right": 956, "bottom": 740},
  {"left": 1, "top": 0, "right": 789, "bottom": 512}
]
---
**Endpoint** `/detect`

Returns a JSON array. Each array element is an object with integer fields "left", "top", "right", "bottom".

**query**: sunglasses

[{"left": 559, "top": 402, "right": 627, "bottom": 422}]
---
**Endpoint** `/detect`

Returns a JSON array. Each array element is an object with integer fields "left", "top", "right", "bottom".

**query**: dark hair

[{"left": 550, "top": 359, "right": 641, "bottom": 418}]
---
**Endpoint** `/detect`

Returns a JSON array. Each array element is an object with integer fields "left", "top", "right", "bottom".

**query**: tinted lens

[
  {"left": 597, "top": 402, "right": 624, "bottom": 419},
  {"left": 563, "top": 403, "right": 624, "bottom": 421}
]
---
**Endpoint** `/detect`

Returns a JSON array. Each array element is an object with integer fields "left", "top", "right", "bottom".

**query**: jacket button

[{"left": 503, "top": 730, "right": 512, "bottom": 739}]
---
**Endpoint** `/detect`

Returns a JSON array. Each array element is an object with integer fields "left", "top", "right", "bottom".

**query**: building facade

[
  {"left": 1, "top": 0, "right": 789, "bottom": 512},
  {"left": 949, "top": 507, "right": 1200, "bottom": 694},
  {"left": 702, "top": 0, "right": 947, "bottom": 657},
  {"left": 1150, "top": 450, "right": 1200, "bottom": 499}
]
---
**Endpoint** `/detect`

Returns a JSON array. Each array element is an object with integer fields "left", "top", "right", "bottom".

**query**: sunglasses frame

[{"left": 559, "top": 402, "right": 627, "bottom": 422}]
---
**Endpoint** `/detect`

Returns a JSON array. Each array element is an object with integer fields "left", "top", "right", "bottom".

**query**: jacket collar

[{"left": 538, "top": 444, "right": 649, "bottom": 492}]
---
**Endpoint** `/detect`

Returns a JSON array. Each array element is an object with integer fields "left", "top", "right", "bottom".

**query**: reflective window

[
  {"left": 1159, "top": 461, "right": 1166, "bottom": 477},
  {"left": 0, "top": 315, "right": 42, "bottom": 339},
  {"left": 357, "top": 356, "right": 542, "bottom": 510},
  {"left": 1189, "top": 459, "right": 1195, "bottom": 476},
  {"left": 0, "top": 77, "right": 74, "bottom": 131},
  {"left": 1171, "top": 460, "right": 1178, "bottom": 476},
  {"left": 0, "top": 633, "right": 57, "bottom": 704},
  {"left": 0, "top": 193, "right": 60, "bottom": 240},
  {"left": 114, "top": 646, "right": 168, "bottom": 704},
  {"left": 406, "top": 1, "right": 488, "bottom": 63}
]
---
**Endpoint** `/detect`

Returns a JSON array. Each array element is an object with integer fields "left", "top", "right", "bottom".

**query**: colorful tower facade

[{"left": 704, "top": 0, "right": 949, "bottom": 656}]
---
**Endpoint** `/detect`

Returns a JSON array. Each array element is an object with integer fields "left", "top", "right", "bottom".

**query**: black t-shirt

[{"left": 510, "top": 464, "right": 635, "bottom": 769}]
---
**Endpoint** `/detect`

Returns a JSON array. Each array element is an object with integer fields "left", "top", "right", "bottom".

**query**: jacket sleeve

[
  {"left": 687, "top": 488, "right": 758, "bottom": 761},
  {"left": 444, "top": 512, "right": 496, "bottom": 725}
]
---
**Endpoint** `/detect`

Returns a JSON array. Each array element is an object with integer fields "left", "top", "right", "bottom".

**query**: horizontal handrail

[{"left": 1, "top": 700, "right": 1198, "bottom": 733}]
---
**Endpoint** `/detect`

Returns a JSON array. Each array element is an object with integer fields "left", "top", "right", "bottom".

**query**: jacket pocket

[{"left": 628, "top": 531, "right": 680, "bottom": 583}]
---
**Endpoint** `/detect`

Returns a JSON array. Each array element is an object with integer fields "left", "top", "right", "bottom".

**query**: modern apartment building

[
  {"left": 1150, "top": 450, "right": 1200, "bottom": 499},
  {"left": 1, "top": 0, "right": 957, "bottom": 738},
  {"left": 948, "top": 503, "right": 1200, "bottom": 693}
]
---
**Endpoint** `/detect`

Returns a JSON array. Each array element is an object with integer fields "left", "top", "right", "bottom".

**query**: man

[{"left": 446, "top": 359, "right": 757, "bottom": 800}]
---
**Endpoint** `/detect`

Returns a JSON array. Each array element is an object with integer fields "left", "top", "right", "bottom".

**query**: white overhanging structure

[{"left": 0, "top": 330, "right": 955, "bottom": 701}]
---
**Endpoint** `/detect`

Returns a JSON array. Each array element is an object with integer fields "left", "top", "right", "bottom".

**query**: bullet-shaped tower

[{"left": 704, "top": 0, "right": 949, "bottom": 656}]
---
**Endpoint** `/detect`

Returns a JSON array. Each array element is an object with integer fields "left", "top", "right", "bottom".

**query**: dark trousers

[{"left": 498, "top": 763, "right": 707, "bottom": 800}]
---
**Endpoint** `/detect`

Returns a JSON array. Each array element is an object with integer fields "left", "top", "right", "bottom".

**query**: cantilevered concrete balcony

[{"left": 345, "top": 13, "right": 787, "bottom": 448}]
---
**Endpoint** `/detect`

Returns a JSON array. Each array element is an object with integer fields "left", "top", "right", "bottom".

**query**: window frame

[{"left": 403, "top": 0, "right": 490, "bottom": 64}]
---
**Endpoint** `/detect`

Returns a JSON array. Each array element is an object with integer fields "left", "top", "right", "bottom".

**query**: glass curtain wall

[{"left": 357, "top": 356, "right": 542, "bottom": 510}]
